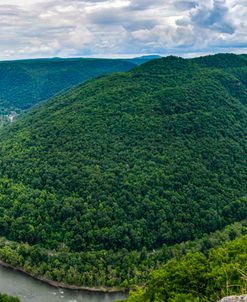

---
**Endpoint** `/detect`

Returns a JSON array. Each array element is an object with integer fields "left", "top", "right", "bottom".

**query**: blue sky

[{"left": 0, "top": 0, "right": 247, "bottom": 60}]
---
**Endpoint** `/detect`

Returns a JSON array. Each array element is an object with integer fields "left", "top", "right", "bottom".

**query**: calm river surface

[{"left": 0, "top": 265, "right": 127, "bottom": 302}]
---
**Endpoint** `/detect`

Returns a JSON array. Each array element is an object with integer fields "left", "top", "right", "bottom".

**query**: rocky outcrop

[{"left": 220, "top": 296, "right": 247, "bottom": 302}]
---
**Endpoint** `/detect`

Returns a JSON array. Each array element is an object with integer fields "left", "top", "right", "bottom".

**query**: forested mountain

[
  {"left": 0, "top": 58, "right": 136, "bottom": 114},
  {"left": 0, "top": 53, "right": 246, "bottom": 287}
]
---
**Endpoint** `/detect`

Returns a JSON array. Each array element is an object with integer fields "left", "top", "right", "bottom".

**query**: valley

[
  {"left": 0, "top": 53, "right": 246, "bottom": 301},
  {"left": 1, "top": 0, "right": 247, "bottom": 300},
  {"left": 0, "top": 58, "right": 137, "bottom": 115}
]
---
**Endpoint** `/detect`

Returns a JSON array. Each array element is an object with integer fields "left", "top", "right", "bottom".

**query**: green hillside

[
  {"left": 0, "top": 54, "right": 246, "bottom": 287},
  {"left": 124, "top": 235, "right": 247, "bottom": 302},
  {"left": 0, "top": 58, "right": 136, "bottom": 114}
]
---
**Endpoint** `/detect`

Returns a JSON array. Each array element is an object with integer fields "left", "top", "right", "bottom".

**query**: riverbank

[{"left": 0, "top": 260, "right": 127, "bottom": 294}]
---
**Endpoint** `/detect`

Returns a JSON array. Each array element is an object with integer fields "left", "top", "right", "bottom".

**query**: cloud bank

[{"left": 0, "top": 0, "right": 247, "bottom": 59}]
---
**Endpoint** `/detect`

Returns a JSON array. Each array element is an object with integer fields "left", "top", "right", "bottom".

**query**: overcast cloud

[{"left": 0, "top": 0, "right": 247, "bottom": 60}]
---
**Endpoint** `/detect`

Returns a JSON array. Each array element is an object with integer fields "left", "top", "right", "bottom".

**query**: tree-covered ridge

[
  {"left": 0, "top": 58, "right": 136, "bottom": 114},
  {"left": 0, "top": 54, "right": 246, "bottom": 286},
  {"left": 192, "top": 53, "right": 247, "bottom": 68},
  {"left": 0, "top": 294, "right": 19, "bottom": 302},
  {"left": 124, "top": 235, "right": 247, "bottom": 302}
]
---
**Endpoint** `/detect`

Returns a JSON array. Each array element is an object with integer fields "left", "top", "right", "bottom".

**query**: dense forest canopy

[
  {"left": 0, "top": 53, "right": 246, "bottom": 287},
  {"left": 124, "top": 234, "right": 247, "bottom": 302},
  {"left": 0, "top": 218, "right": 246, "bottom": 288},
  {"left": 0, "top": 58, "right": 136, "bottom": 114}
]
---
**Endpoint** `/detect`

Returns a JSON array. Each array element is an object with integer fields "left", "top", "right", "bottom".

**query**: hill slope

[
  {"left": 0, "top": 58, "right": 136, "bottom": 114},
  {"left": 0, "top": 54, "right": 246, "bottom": 286},
  {"left": 124, "top": 235, "right": 247, "bottom": 302}
]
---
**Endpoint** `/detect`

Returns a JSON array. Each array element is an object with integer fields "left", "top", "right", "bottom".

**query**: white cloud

[{"left": 0, "top": 0, "right": 246, "bottom": 60}]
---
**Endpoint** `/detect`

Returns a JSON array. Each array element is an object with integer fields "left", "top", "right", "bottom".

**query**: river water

[{"left": 0, "top": 265, "right": 127, "bottom": 302}]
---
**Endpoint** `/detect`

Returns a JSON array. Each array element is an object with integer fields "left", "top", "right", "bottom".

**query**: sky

[{"left": 0, "top": 0, "right": 247, "bottom": 60}]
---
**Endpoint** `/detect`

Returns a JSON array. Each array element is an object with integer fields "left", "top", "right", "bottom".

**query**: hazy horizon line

[{"left": 0, "top": 50, "right": 246, "bottom": 63}]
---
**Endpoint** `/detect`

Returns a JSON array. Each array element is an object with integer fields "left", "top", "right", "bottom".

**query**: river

[{"left": 0, "top": 265, "right": 127, "bottom": 302}]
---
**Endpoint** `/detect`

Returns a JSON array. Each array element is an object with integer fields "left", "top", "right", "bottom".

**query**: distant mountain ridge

[
  {"left": 0, "top": 55, "right": 161, "bottom": 115},
  {"left": 127, "top": 55, "right": 162, "bottom": 65},
  {"left": 0, "top": 57, "right": 136, "bottom": 114}
]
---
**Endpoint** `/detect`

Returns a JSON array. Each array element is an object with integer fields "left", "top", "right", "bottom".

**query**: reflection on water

[{"left": 0, "top": 265, "right": 127, "bottom": 302}]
